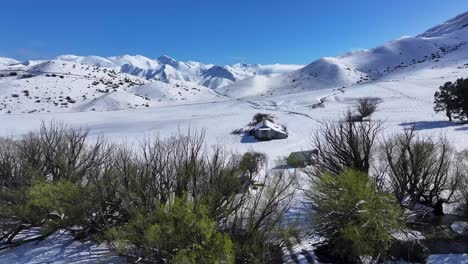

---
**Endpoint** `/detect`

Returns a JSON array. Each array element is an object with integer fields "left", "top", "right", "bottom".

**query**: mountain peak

[
  {"left": 419, "top": 11, "right": 468, "bottom": 38},
  {"left": 157, "top": 55, "right": 178, "bottom": 66}
]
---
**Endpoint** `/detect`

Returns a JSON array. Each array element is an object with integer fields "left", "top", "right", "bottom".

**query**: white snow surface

[
  {"left": 0, "top": 57, "right": 19, "bottom": 69},
  {"left": 450, "top": 221, "right": 468, "bottom": 235},
  {"left": 427, "top": 254, "right": 468, "bottom": 264},
  {"left": 0, "top": 230, "right": 122, "bottom": 263}
]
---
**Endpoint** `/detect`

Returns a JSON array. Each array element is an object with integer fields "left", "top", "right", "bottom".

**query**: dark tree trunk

[{"left": 434, "top": 200, "right": 445, "bottom": 216}]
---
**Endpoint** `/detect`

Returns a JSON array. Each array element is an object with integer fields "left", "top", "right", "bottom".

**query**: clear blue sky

[{"left": 2, "top": 0, "right": 468, "bottom": 65}]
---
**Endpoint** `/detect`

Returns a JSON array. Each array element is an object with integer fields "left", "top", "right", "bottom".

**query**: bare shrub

[
  {"left": 307, "top": 113, "right": 383, "bottom": 177},
  {"left": 248, "top": 113, "right": 275, "bottom": 127},
  {"left": 230, "top": 128, "right": 244, "bottom": 135},
  {"left": 356, "top": 97, "right": 381, "bottom": 119},
  {"left": 229, "top": 168, "right": 297, "bottom": 263},
  {"left": 454, "top": 150, "right": 468, "bottom": 215},
  {"left": 378, "top": 127, "right": 462, "bottom": 213},
  {"left": 0, "top": 123, "right": 295, "bottom": 262}
]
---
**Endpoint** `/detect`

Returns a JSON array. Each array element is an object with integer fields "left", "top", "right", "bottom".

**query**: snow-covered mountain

[
  {"left": 53, "top": 54, "right": 302, "bottom": 89},
  {"left": 0, "top": 53, "right": 300, "bottom": 114},
  {"left": 0, "top": 53, "right": 302, "bottom": 114},
  {"left": 0, "top": 60, "right": 218, "bottom": 114},
  {"left": 217, "top": 11, "right": 468, "bottom": 97}
]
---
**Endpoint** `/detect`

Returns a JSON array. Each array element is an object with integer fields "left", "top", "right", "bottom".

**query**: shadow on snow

[{"left": 399, "top": 120, "right": 468, "bottom": 131}]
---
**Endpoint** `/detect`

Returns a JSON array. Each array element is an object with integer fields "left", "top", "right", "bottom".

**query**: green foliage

[
  {"left": 310, "top": 170, "right": 404, "bottom": 263},
  {"left": 434, "top": 78, "right": 468, "bottom": 121},
  {"left": 107, "top": 196, "right": 234, "bottom": 263},
  {"left": 287, "top": 154, "right": 305, "bottom": 168},
  {"left": 239, "top": 151, "right": 267, "bottom": 178},
  {"left": 0, "top": 187, "right": 44, "bottom": 226},
  {"left": 28, "top": 180, "right": 90, "bottom": 230}
]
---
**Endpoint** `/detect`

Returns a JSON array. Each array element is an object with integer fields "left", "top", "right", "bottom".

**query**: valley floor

[{"left": 1, "top": 76, "right": 467, "bottom": 157}]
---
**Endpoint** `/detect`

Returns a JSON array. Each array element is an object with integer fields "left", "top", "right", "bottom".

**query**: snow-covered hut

[{"left": 253, "top": 120, "right": 288, "bottom": 140}]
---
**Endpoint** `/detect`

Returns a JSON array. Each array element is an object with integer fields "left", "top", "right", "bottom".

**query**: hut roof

[{"left": 254, "top": 120, "right": 286, "bottom": 134}]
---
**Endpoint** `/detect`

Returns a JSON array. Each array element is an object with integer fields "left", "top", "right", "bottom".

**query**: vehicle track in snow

[
  {"left": 231, "top": 87, "right": 349, "bottom": 123},
  {"left": 236, "top": 98, "right": 318, "bottom": 121}
]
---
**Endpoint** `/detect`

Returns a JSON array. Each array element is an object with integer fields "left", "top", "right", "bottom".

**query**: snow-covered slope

[
  {"left": 55, "top": 55, "right": 116, "bottom": 68},
  {"left": 0, "top": 60, "right": 218, "bottom": 114},
  {"left": 217, "top": 12, "right": 468, "bottom": 98},
  {"left": 419, "top": 11, "right": 468, "bottom": 37},
  {"left": 0, "top": 57, "right": 19, "bottom": 69}
]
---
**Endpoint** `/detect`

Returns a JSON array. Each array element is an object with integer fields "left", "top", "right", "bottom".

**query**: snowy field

[{"left": 1, "top": 70, "right": 467, "bottom": 160}]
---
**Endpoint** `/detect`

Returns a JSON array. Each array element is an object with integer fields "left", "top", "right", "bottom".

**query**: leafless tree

[
  {"left": 307, "top": 113, "right": 383, "bottom": 178},
  {"left": 453, "top": 150, "right": 468, "bottom": 214},
  {"left": 228, "top": 167, "right": 297, "bottom": 261},
  {"left": 379, "top": 127, "right": 462, "bottom": 213}
]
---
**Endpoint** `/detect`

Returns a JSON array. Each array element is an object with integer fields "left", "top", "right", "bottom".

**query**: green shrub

[
  {"left": 287, "top": 154, "right": 305, "bottom": 168},
  {"left": 28, "top": 180, "right": 90, "bottom": 230},
  {"left": 310, "top": 170, "right": 404, "bottom": 263},
  {"left": 107, "top": 196, "right": 234, "bottom": 263}
]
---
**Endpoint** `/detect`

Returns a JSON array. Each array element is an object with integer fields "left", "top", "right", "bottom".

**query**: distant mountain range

[{"left": 0, "top": 54, "right": 302, "bottom": 89}]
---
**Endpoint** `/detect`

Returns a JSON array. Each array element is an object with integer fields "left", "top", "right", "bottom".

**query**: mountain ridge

[
  {"left": 1, "top": 54, "right": 302, "bottom": 89},
  {"left": 216, "top": 11, "right": 468, "bottom": 97}
]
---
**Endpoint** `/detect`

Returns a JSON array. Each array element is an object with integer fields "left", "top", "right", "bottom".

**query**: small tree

[
  {"left": 457, "top": 150, "right": 468, "bottom": 215},
  {"left": 308, "top": 113, "right": 383, "bottom": 177},
  {"left": 379, "top": 127, "right": 462, "bottom": 213},
  {"left": 309, "top": 170, "right": 404, "bottom": 263},
  {"left": 107, "top": 196, "right": 234, "bottom": 263},
  {"left": 434, "top": 78, "right": 468, "bottom": 121},
  {"left": 356, "top": 97, "right": 380, "bottom": 119},
  {"left": 454, "top": 78, "right": 468, "bottom": 120},
  {"left": 27, "top": 180, "right": 91, "bottom": 231},
  {"left": 434, "top": 81, "right": 458, "bottom": 121}
]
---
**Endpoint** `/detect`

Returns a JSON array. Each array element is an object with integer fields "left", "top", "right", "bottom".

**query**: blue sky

[{"left": 2, "top": 0, "right": 468, "bottom": 65}]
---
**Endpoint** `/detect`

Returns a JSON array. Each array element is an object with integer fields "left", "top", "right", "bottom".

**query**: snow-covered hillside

[
  {"left": 0, "top": 57, "right": 18, "bottom": 69},
  {"left": 0, "top": 60, "right": 218, "bottom": 114},
  {"left": 217, "top": 11, "right": 468, "bottom": 98}
]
